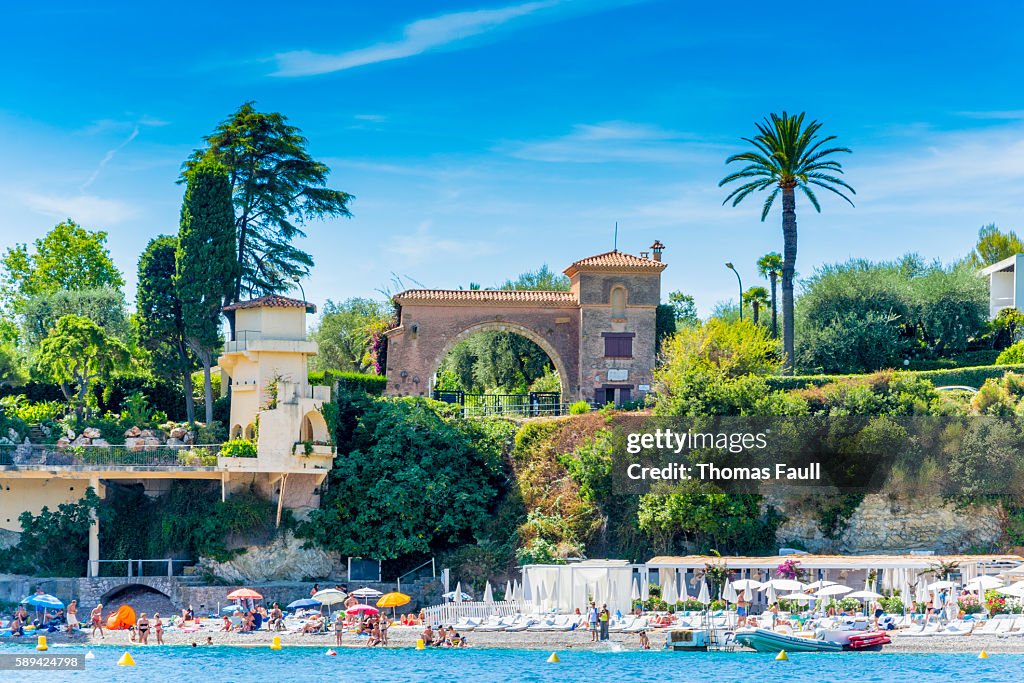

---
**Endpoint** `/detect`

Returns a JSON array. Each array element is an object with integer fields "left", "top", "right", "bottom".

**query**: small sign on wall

[
  {"left": 608, "top": 369, "right": 629, "bottom": 381},
  {"left": 638, "top": 384, "right": 650, "bottom": 391}
]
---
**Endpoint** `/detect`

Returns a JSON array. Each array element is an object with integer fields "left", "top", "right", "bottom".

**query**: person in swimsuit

[
  {"left": 90, "top": 604, "right": 104, "bottom": 638},
  {"left": 66, "top": 600, "right": 79, "bottom": 632},
  {"left": 137, "top": 613, "right": 150, "bottom": 645},
  {"left": 154, "top": 613, "right": 164, "bottom": 645}
]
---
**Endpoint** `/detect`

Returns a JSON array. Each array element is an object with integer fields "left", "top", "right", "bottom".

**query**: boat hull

[{"left": 734, "top": 628, "right": 843, "bottom": 653}]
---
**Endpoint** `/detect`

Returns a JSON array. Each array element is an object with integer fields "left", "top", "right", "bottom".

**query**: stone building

[{"left": 385, "top": 243, "right": 667, "bottom": 405}]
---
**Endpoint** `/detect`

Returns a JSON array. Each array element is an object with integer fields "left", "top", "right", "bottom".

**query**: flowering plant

[
  {"left": 985, "top": 589, "right": 1008, "bottom": 615},
  {"left": 776, "top": 559, "right": 806, "bottom": 580},
  {"left": 958, "top": 594, "right": 983, "bottom": 615}
]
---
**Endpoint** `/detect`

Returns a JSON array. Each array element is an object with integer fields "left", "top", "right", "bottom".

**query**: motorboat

[{"left": 734, "top": 627, "right": 843, "bottom": 653}]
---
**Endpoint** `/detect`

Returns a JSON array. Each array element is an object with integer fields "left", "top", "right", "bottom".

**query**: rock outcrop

[{"left": 197, "top": 532, "right": 344, "bottom": 583}]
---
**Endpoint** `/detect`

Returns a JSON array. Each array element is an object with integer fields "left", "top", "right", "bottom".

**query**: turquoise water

[{"left": 0, "top": 645, "right": 1020, "bottom": 682}]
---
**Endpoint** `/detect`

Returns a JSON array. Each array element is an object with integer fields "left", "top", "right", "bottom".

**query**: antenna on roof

[{"left": 613, "top": 222, "right": 618, "bottom": 252}]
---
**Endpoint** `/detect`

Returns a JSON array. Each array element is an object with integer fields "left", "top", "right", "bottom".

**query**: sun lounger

[
  {"left": 504, "top": 616, "right": 533, "bottom": 632},
  {"left": 900, "top": 623, "right": 940, "bottom": 637},
  {"left": 474, "top": 616, "right": 509, "bottom": 632},
  {"left": 527, "top": 617, "right": 556, "bottom": 631},
  {"left": 452, "top": 618, "right": 478, "bottom": 631},
  {"left": 937, "top": 620, "right": 973, "bottom": 636},
  {"left": 623, "top": 616, "right": 650, "bottom": 633}
]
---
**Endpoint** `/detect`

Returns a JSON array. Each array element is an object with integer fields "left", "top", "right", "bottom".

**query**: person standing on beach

[
  {"left": 90, "top": 604, "right": 104, "bottom": 638},
  {"left": 66, "top": 600, "right": 79, "bottom": 633},
  {"left": 154, "top": 613, "right": 164, "bottom": 645},
  {"left": 587, "top": 602, "right": 599, "bottom": 642},
  {"left": 599, "top": 604, "right": 610, "bottom": 641},
  {"left": 335, "top": 614, "right": 344, "bottom": 646},
  {"left": 137, "top": 613, "right": 150, "bottom": 645}
]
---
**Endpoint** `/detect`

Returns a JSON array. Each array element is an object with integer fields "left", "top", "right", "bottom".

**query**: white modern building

[{"left": 980, "top": 254, "right": 1024, "bottom": 319}]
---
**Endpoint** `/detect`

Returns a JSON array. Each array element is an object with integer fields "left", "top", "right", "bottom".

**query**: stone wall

[
  {"left": 197, "top": 531, "right": 344, "bottom": 583},
  {"left": 775, "top": 494, "right": 1006, "bottom": 554}
]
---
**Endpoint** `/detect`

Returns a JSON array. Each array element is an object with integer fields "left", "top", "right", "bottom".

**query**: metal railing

[
  {"left": 396, "top": 558, "right": 436, "bottom": 595},
  {"left": 432, "top": 391, "right": 565, "bottom": 418},
  {"left": 0, "top": 444, "right": 222, "bottom": 469},
  {"left": 89, "top": 558, "right": 193, "bottom": 578}
]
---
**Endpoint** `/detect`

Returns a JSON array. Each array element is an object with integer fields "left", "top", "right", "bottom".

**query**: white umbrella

[
  {"left": 847, "top": 590, "right": 883, "bottom": 599},
  {"left": 522, "top": 572, "right": 532, "bottom": 603},
  {"left": 504, "top": 580, "right": 512, "bottom": 602},
  {"left": 678, "top": 575, "right": 690, "bottom": 602},
  {"left": 640, "top": 572, "right": 650, "bottom": 602},
  {"left": 311, "top": 589, "right": 347, "bottom": 606},
  {"left": 815, "top": 584, "right": 853, "bottom": 597},
  {"left": 765, "top": 583, "right": 777, "bottom": 606},
  {"left": 350, "top": 587, "right": 383, "bottom": 599},
  {"left": 780, "top": 592, "right": 815, "bottom": 602},
  {"left": 731, "top": 579, "right": 762, "bottom": 591},
  {"left": 915, "top": 580, "right": 928, "bottom": 605},
  {"left": 631, "top": 578, "right": 641, "bottom": 602},
  {"left": 998, "top": 563, "right": 1024, "bottom": 576},
  {"left": 966, "top": 576, "right": 1004, "bottom": 590},
  {"left": 455, "top": 582, "right": 464, "bottom": 604},
  {"left": 927, "top": 580, "right": 956, "bottom": 590},
  {"left": 805, "top": 580, "right": 836, "bottom": 591},
  {"left": 761, "top": 579, "right": 804, "bottom": 592},
  {"left": 997, "top": 581, "right": 1024, "bottom": 598},
  {"left": 722, "top": 579, "right": 737, "bottom": 603},
  {"left": 661, "top": 572, "right": 677, "bottom": 605},
  {"left": 697, "top": 580, "right": 710, "bottom": 606},
  {"left": 483, "top": 581, "right": 494, "bottom": 604}
]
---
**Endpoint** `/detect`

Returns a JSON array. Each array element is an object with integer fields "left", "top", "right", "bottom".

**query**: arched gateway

[{"left": 385, "top": 244, "right": 667, "bottom": 405}]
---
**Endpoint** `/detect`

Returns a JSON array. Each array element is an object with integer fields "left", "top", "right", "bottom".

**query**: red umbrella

[
  {"left": 227, "top": 588, "right": 264, "bottom": 600},
  {"left": 345, "top": 604, "right": 379, "bottom": 615}
]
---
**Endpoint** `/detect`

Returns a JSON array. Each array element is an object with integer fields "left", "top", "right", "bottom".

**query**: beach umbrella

[
  {"left": 661, "top": 572, "right": 677, "bottom": 605},
  {"left": 998, "top": 563, "right": 1024, "bottom": 576},
  {"left": 641, "top": 572, "right": 650, "bottom": 602},
  {"left": 483, "top": 582, "right": 494, "bottom": 604},
  {"left": 442, "top": 590, "right": 474, "bottom": 601},
  {"left": 345, "top": 604, "right": 379, "bottom": 616},
  {"left": 815, "top": 584, "right": 853, "bottom": 597},
  {"left": 631, "top": 578, "right": 641, "bottom": 602},
  {"left": 522, "top": 572, "right": 532, "bottom": 603},
  {"left": 512, "top": 580, "right": 522, "bottom": 603},
  {"left": 847, "top": 590, "right": 883, "bottom": 600},
  {"left": 286, "top": 598, "right": 321, "bottom": 610},
  {"left": 765, "top": 583, "right": 777, "bottom": 606},
  {"left": 760, "top": 579, "right": 804, "bottom": 592},
  {"left": 927, "top": 580, "right": 956, "bottom": 590},
  {"left": 805, "top": 580, "right": 836, "bottom": 591},
  {"left": 350, "top": 587, "right": 383, "bottom": 599},
  {"left": 697, "top": 580, "right": 710, "bottom": 606},
  {"left": 504, "top": 580, "right": 513, "bottom": 602},
  {"left": 678, "top": 575, "right": 690, "bottom": 603},
  {"left": 722, "top": 579, "right": 737, "bottom": 603},
  {"left": 376, "top": 592, "right": 411, "bottom": 609},
  {"left": 312, "top": 589, "right": 347, "bottom": 606},
  {"left": 915, "top": 580, "right": 928, "bottom": 605},
  {"left": 966, "top": 576, "right": 1004, "bottom": 590},
  {"left": 22, "top": 594, "right": 64, "bottom": 610},
  {"left": 455, "top": 582, "right": 464, "bottom": 604},
  {"left": 780, "top": 592, "right": 815, "bottom": 602},
  {"left": 731, "top": 579, "right": 762, "bottom": 591},
  {"left": 996, "top": 581, "right": 1024, "bottom": 598},
  {"left": 226, "top": 588, "right": 263, "bottom": 600}
]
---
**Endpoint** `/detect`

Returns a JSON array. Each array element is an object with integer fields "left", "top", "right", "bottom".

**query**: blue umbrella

[
  {"left": 22, "top": 594, "right": 64, "bottom": 610},
  {"left": 287, "top": 598, "right": 321, "bottom": 610}
]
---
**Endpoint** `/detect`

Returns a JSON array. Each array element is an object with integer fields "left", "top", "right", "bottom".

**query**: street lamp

[
  {"left": 291, "top": 275, "right": 306, "bottom": 303},
  {"left": 725, "top": 262, "right": 743, "bottom": 321}
]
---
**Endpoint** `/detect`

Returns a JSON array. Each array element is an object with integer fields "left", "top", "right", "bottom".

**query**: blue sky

[{"left": 1, "top": 0, "right": 1023, "bottom": 316}]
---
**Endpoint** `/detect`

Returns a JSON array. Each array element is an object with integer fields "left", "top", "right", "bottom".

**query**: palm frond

[{"left": 759, "top": 188, "right": 780, "bottom": 220}]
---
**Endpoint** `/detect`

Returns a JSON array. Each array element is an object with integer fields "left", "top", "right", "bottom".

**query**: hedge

[
  {"left": 308, "top": 370, "right": 387, "bottom": 395},
  {"left": 765, "top": 363, "right": 1024, "bottom": 392}
]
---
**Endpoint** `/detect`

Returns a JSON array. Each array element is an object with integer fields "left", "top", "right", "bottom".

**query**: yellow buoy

[
  {"left": 547, "top": 652, "right": 561, "bottom": 663},
  {"left": 415, "top": 639, "right": 426, "bottom": 650},
  {"left": 36, "top": 635, "right": 48, "bottom": 651},
  {"left": 979, "top": 650, "right": 990, "bottom": 659},
  {"left": 270, "top": 636, "right": 282, "bottom": 651},
  {"left": 775, "top": 650, "right": 789, "bottom": 661},
  {"left": 117, "top": 652, "right": 136, "bottom": 667}
]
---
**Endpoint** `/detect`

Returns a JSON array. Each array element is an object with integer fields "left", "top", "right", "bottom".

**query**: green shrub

[
  {"left": 997, "top": 342, "right": 1024, "bottom": 365},
  {"left": 568, "top": 401, "right": 590, "bottom": 415},
  {"left": 766, "top": 364, "right": 1024, "bottom": 393},
  {"left": 880, "top": 595, "right": 905, "bottom": 614},
  {"left": 308, "top": 370, "right": 387, "bottom": 395},
  {"left": 219, "top": 438, "right": 257, "bottom": 458},
  {"left": 197, "top": 420, "right": 227, "bottom": 445}
]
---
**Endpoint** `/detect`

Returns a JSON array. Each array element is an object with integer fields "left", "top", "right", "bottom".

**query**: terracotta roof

[
  {"left": 393, "top": 289, "right": 578, "bottom": 306},
  {"left": 564, "top": 250, "right": 667, "bottom": 276},
  {"left": 223, "top": 295, "right": 316, "bottom": 313}
]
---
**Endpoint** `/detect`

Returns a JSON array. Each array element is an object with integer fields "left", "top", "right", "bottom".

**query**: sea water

[{"left": 0, "top": 644, "right": 1019, "bottom": 682}]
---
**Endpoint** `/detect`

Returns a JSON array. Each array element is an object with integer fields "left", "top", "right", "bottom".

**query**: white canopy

[{"left": 815, "top": 584, "right": 853, "bottom": 597}]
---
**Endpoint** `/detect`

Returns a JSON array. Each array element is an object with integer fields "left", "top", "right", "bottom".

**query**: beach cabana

[{"left": 521, "top": 559, "right": 637, "bottom": 616}]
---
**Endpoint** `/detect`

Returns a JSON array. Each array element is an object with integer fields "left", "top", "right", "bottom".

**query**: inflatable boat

[{"left": 734, "top": 627, "right": 843, "bottom": 653}]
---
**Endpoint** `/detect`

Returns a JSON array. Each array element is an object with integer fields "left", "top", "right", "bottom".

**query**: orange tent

[{"left": 106, "top": 605, "right": 136, "bottom": 630}]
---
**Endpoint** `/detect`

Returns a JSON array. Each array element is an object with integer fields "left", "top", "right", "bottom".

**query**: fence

[
  {"left": 0, "top": 443, "right": 222, "bottom": 468},
  {"left": 423, "top": 600, "right": 524, "bottom": 625},
  {"left": 90, "top": 558, "right": 193, "bottom": 578},
  {"left": 432, "top": 391, "right": 564, "bottom": 418}
]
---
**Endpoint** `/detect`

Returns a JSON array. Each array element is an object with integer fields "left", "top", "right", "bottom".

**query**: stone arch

[
  {"left": 100, "top": 582, "right": 172, "bottom": 605},
  {"left": 244, "top": 423, "right": 256, "bottom": 440},
  {"left": 299, "top": 410, "right": 329, "bottom": 442},
  {"left": 430, "top": 321, "right": 572, "bottom": 403},
  {"left": 231, "top": 424, "right": 243, "bottom": 439},
  {"left": 610, "top": 284, "right": 627, "bottom": 319}
]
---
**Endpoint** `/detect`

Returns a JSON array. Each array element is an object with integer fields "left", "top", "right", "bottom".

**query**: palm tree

[
  {"left": 756, "top": 252, "right": 783, "bottom": 338},
  {"left": 743, "top": 286, "right": 770, "bottom": 326},
  {"left": 720, "top": 112, "right": 855, "bottom": 374}
]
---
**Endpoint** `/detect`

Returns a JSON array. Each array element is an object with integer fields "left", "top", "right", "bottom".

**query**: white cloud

[
  {"left": 271, "top": 0, "right": 565, "bottom": 76},
  {"left": 956, "top": 110, "right": 1024, "bottom": 121},
  {"left": 386, "top": 222, "right": 496, "bottom": 267},
  {"left": 80, "top": 125, "right": 140, "bottom": 191},
  {"left": 501, "top": 121, "right": 727, "bottom": 163},
  {"left": 19, "top": 192, "right": 138, "bottom": 225}
]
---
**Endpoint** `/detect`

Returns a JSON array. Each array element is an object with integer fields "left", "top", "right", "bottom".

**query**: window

[
  {"left": 610, "top": 286, "right": 627, "bottom": 319},
  {"left": 603, "top": 332, "right": 634, "bottom": 358}
]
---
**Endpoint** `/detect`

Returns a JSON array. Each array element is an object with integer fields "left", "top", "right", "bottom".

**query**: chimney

[{"left": 650, "top": 240, "right": 665, "bottom": 262}]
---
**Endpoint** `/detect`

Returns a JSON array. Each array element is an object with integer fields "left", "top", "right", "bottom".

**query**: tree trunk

[
  {"left": 781, "top": 186, "right": 798, "bottom": 375},
  {"left": 769, "top": 272, "right": 779, "bottom": 339},
  {"left": 181, "top": 359, "right": 196, "bottom": 425},
  {"left": 752, "top": 302, "right": 760, "bottom": 326},
  {"left": 202, "top": 358, "right": 214, "bottom": 425}
]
